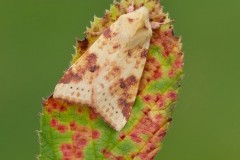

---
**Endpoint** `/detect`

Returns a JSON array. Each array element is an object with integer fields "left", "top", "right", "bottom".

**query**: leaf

[{"left": 38, "top": 0, "right": 183, "bottom": 160}]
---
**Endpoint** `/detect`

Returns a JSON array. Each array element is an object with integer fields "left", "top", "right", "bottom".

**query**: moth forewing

[{"left": 53, "top": 7, "right": 152, "bottom": 131}]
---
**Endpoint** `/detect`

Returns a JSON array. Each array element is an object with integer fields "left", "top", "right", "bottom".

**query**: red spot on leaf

[
  {"left": 47, "top": 108, "right": 53, "bottom": 113},
  {"left": 62, "top": 126, "right": 92, "bottom": 159},
  {"left": 116, "top": 156, "right": 125, "bottom": 160},
  {"left": 130, "top": 133, "right": 142, "bottom": 143},
  {"left": 89, "top": 108, "right": 98, "bottom": 120},
  {"left": 153, "top": 70, "right": 162, "bottom": 79},
  {"left": 154, "top": 95, "right": 160, "bottom": 103},
  {"left": 75, "top": 149, "right": 83, "bottom": 158},
  {"left": 157, "top": 131, "right": 166, "bottom": 139},
  {"left": 148, "top": 58, "right": 155, "bottom": 63},
  {"left": 174, "top": 58, "right": 183, "bottom": 69},
  {"left": 50, "top": 119, "right": 58, "bottom": 127},
  {"left": 52, "top": 102, "right": 57, "bottom": 109},
  {"left": 144, "top": 95, "right": 151, "bottom": 102},
  {"left": 57, "top": 124, "right": 67, "bottom": 133},
  {"left": 70, "top": 121, "right": 77, "bottom": 131},
  {"left": 73, "top": 132, "right": 89, "bottom": 149},
  {"left": 155, "top": 95, "right": 166, "bottom": 108},
  {"left": 154, "top": 115, "right": 162, "bottom": 123},
  {"left": 141, "top": 117, "right": 159, "bottom": 133},
  {"left": 59, "top": 106, "right": 67, "bottom": 112},
  {"left": 168, "top": 69, "right": 175, "bottom": 78},
  {"left": 139, "top": 153, "right": 148, "bottom": 159},
  {"left": 77, "top": 108, "right": 83, "bottom": 114},
  {"left": 102, "top": 149, "right": 113, "bottom": 158},
  {"left": 92, "top": 130, "right": 100, "bottom": 139},
  {"left": 168, "top": 91, "right": 177, "bottom": 101},
  {"left": 61, "top": 144, "right": 74, "bottom": 159},
  {"left": 149, "top": 143, "right": 156, "bottom": 150},
  {"left": 45, "top": 97, "right": 68, "bottom": 113},
  {"left": 131, "top": 154, "right": 136, "bottom": 159},
  {"left": 79, "top": 138, "right": 87, "bottom": 146},
  {"left": 119, "top": 134, "right": 126, "bottom": 140},
  {"left": 143, "top": 108, "right": 150, "bottom": 115}
]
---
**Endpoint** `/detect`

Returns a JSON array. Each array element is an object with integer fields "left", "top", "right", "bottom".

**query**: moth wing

[
  {"left": 53, "top": 52, "right": 99, "bottom": 105},
  {"left": 91, "top": 7, "right": 152, "bottom": 130},
  {"left": 53, "top": 7, "right": 152, "bottom": 131}
]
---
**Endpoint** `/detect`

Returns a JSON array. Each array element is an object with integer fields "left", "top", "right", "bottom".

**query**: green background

[{"left": 0, "top": 0, "right": 239, "bottom": 159}]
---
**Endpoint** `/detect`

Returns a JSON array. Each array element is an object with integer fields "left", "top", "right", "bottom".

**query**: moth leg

[{"left": 150, "top": 19, "right": 174, "bottom": 29}]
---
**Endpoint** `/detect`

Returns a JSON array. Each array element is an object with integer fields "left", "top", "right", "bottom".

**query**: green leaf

[{"left": 39, "top": 0, "right": 183, "bottom": 159}]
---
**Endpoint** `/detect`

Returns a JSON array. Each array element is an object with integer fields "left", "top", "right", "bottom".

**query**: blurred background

[{"left": 0, "top": 0, "right": 239, "bottom": 159}]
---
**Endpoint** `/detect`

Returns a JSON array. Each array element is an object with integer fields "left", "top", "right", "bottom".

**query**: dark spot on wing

[
  {"left": 113, "top": 32, "right": 118, "bottom": 36},
  {"left": 60, "top": 53, "right": 100, "bottom": 84},
  {"left": 59, "top": 68, "right": 82, "bottom": 84},
  {"left": 125, "top": 75, "right": 137, "bottom": 86},
  {"left": 86, "top": 53, "right": 99, "bottom": 73},
  {"left": 120, "top": 81, "right": 126, "bottom": 89},
  {"left": 141, "top": 49, "right": 148, "bottom": 58},
  {"left": 86, "top": 53, "right": 97, "bottom": 64},
  {"left": 105, "top": 66, "right": 121, "bottom": 80},
  {"left": 100, "top": 83, "right": 104, "bottom": 89},
  {"left": 113, "top": 44, "right": 121, "bottom": 50},
  {"left": 89, "top": 65, "right": 98, "bottom": 72},
  {"left": 118, "top": 98, "right": 131, "bottom": 119},
  {"left": 128, "top": 18, "right": 134, "bottom": 23},
  {"left": 127, "top": 50, "right": 132, "bottom": 57},
  {"left": 103, "top": 28, "right": 112, "bottom": 38},
  {"left": 112, "top": 66, "right": 121, "bottom": 73},
  {"left": 119, "top": 75, "right": 137, "bottom": 89}
]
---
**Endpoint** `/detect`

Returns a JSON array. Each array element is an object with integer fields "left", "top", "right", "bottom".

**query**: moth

[{"left": 53, "top": 7, "right": 152, "bottom": 131}]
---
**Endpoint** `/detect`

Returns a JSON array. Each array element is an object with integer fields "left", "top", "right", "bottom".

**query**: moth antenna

[{"left": 150, "top": 19, "right": 174, "bottom": 29}]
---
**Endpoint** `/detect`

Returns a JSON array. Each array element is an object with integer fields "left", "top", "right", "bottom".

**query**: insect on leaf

[
  {"left": 39, "top": 0, "right": 183, "bottom": 159},
  {"left": 53, "top": 7, "right": 152, "bottom": 131}
]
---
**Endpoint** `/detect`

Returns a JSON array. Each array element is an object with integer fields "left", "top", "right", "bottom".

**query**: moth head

[{"left": 114, "top": 7, "right": 151, "bottom": 41}]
